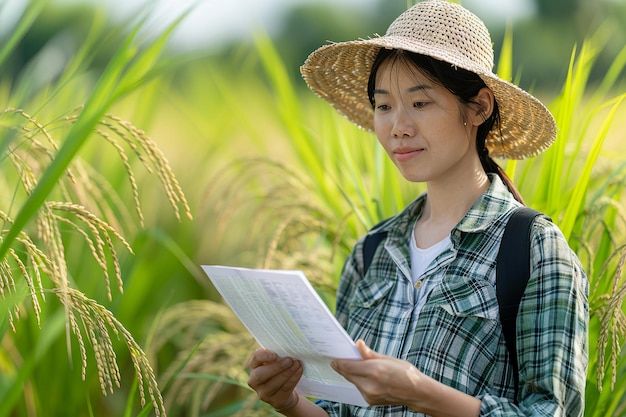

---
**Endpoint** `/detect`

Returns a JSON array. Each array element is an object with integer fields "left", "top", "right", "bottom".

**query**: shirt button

[{"left": 414, "top": 280, "right": 423, "bottom": 289}]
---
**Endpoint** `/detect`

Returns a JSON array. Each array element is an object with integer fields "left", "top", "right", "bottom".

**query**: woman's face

[{"left": 373, "top": 59, "right": 481, "bottom": 184}]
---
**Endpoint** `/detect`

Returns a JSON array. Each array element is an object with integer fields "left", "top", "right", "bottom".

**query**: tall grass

[{"left": 0, "top": 2, "right": 193, "bottom": 416}]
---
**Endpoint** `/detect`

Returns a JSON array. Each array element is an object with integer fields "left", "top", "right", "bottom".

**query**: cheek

[
  {"left": 373, "top": 114, "right": 392, "bottom": 141},
  {"left": 374, "top": 124, "right": 393, "bottom": 154}
]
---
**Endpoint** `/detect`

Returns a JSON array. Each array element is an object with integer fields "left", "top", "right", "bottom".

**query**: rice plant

[{"left": 0, "top": 2, "right": 193, "bottom": 416}]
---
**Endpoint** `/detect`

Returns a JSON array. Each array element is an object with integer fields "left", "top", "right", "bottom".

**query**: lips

[{"left": 394, "top": 147, "right": 424, "bottom": 162}]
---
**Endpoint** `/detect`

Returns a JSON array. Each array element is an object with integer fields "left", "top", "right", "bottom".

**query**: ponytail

[
  {"left": 476, "top": 100, "right": 525, "bottom": 205},
  {"left": 479, "top": 152, "right": 525, "bottom": 205}
]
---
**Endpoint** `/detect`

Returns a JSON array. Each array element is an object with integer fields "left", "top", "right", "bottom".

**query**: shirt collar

[
  {"left": 454, "top": 174, "right": 519, "bottom": 234},
  {"left": 376, "top": 174, "right": 519, "bottom": 242}
]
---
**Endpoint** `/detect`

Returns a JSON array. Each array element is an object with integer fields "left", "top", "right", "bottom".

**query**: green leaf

[{"left": 560, "top": 94, "right": 625, "bottom": 240}]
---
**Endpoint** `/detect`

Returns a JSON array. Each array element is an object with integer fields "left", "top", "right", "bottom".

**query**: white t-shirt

[{"left": 410, "top": 226, "right": 451, "bottom": 312}]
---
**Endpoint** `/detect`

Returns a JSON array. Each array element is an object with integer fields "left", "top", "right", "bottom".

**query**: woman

[{"left": 247, "top": 1, "right": 588, "bottom": 416}]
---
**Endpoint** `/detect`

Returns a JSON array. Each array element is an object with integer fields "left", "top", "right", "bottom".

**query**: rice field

[{"left": 1, "top": 1, "right": 626, "bottom": 416}]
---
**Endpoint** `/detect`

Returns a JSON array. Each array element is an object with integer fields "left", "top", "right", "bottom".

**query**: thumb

[{"left": 355, "top": 339, "right": 382, "bottom": 360}]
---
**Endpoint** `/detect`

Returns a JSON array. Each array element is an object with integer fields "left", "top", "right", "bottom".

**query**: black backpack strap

[
  {"left": 496, "top": 206, "right": 542, "bottom": 402},
  {"left": 362, "top": 218, "right": 392, "bottom": 274}
]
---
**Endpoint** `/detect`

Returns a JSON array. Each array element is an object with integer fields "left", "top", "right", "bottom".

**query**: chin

[{"left": 400, "top": 173, "right": 428, "bottom": 183}]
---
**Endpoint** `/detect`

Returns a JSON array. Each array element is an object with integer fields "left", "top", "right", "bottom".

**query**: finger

[
  {"left": 281, "top": 359, "right": 304, "bottom": 392},
  {"left": 249, "top": 357, "right": 299, "bottom": 390},
  {"left": 331, "top": 357, "right": 363, "bottom": 376},
  {"left": 355, "top": 339, "right": 382, "bottom": 360},
  {"left": 332, "top": 344, "right": 384, "bottom": 378},
  {"left": 251, "top": 359, "right": 303, "bottom": 398},
  {"left": 247, "top": 349, "right": 278, "bottom": 369},
  {"left": 330, "top": 340, "right": 375, "bottom": 375}
]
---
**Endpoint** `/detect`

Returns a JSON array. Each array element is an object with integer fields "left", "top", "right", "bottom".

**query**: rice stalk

[
  {"left": 91, "top": 125, "right": 144, "bottom": 225},
  {"left": 2, "top": 106, "right": 191, "bottom": 237},
  {"left": 150, "top": 300, "right": 258, "bottom": 415},
  {"left": 0, "top": 259, "right": 20, "bottom": 332},
  {"left": 0, "top": 105, "right": 196, "bottom": 415},
  {"left": 2, "top": 108, "right": 92, "bottom": 215},
  {"left": 580, "top": 195, "right": 626, "bottom": 285},
  {"left": 61, "top": 110, "right": 193, "bottom": 225},
  {"left": 55, "top": 287, "right": 166, "bottom": 417},
  {"left": 0, "top": 210, "right": 60, "bottom": 330},
  {"left": 104, "top": 114, "right": 192, "bottom": 222},
  {"left": 591, "top": 244, "right": 626, "bottom": 392},
  {"left": 48, "top": 201, "right": 133, "bottom": 300},
  {"left": 0, "top": 0, "right": 188, "bottom": 263},
  {"left": 197, "top": 156, "right": 356, "bottom": 273}
]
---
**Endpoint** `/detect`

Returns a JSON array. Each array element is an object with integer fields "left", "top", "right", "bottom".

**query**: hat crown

[{"left": 385, "top": 0, "right": 494, "bottom": 74}]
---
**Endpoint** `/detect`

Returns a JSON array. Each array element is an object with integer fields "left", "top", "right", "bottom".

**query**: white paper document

[{"left": 201, "top": 265, "right": 368, "bottom": 407}]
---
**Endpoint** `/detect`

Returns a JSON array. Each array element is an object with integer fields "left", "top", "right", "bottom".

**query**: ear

[{"left": 470, "top": 87, "right": 495, "bottom": 127}]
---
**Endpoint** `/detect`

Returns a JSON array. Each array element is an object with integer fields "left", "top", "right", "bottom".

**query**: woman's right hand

[{"left": 247, "top": 349, "right": 304, "bottom": 412}]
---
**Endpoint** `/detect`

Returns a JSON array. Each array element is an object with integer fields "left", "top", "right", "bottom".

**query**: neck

[
  {"left": 414, "top": 170, "right": 489, "bottom": 248},
  {"left": 427, "top": 170, "right": 489, "bottom": 214},
  {"left": 413, "top": 154, "right": 491, "bottom": 248}
]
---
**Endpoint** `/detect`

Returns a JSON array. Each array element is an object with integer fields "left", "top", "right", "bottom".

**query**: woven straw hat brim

[
  {"left": 301, "top": 31, "right": 557, "bottom": 160},
  {"left": 480, "top": 74, "right": 556, "bottom": 159}
]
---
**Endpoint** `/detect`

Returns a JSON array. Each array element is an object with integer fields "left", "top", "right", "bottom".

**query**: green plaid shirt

[{"left": 317, "top": 175, "right": 588, "bottom": 417}]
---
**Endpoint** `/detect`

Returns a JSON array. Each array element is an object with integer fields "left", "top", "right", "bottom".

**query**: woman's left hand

[
  {"left": 332, "top": 339, "right": 481, "bottom": 417},
  {"left": 331, "top": 339, "right": 426, "bottom": 408}
]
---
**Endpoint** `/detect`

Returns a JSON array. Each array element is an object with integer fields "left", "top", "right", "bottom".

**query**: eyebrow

[{"left": 374, "top": 85, "right": 431, "bottom": 94}]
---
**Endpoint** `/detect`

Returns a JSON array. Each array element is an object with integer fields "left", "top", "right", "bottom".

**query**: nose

[{"left": 392, "top": 108, "right": 416, "bottom": 138}]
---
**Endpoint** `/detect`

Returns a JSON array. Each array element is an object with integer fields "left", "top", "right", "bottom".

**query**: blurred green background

[
  {"left": 1, "top": 0, "right": 626, "bottom": 416},
  {"left": 5, "top": 0, "right": 626, "bottom": 93}
]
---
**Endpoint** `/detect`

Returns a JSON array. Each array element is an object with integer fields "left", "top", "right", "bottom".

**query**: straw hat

[{"left": 300, "top": 0, "right": 556, "bottom": 160}]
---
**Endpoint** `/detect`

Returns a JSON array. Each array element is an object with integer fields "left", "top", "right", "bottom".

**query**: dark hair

[{"left": 367, "top": 49, "right": 525, "bottom": 204}]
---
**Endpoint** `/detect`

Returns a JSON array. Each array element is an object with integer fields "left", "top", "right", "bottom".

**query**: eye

[
  {"left": 413, "top": 101, "right": 428, "bottom": 109},
  {"left": 376, "top": 104, "right": 391, "bottom": 111}
]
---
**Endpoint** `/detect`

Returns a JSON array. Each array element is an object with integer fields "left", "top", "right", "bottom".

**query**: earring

[{"left": 463, "top": 121, "right": 467, "bottom": 126}]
